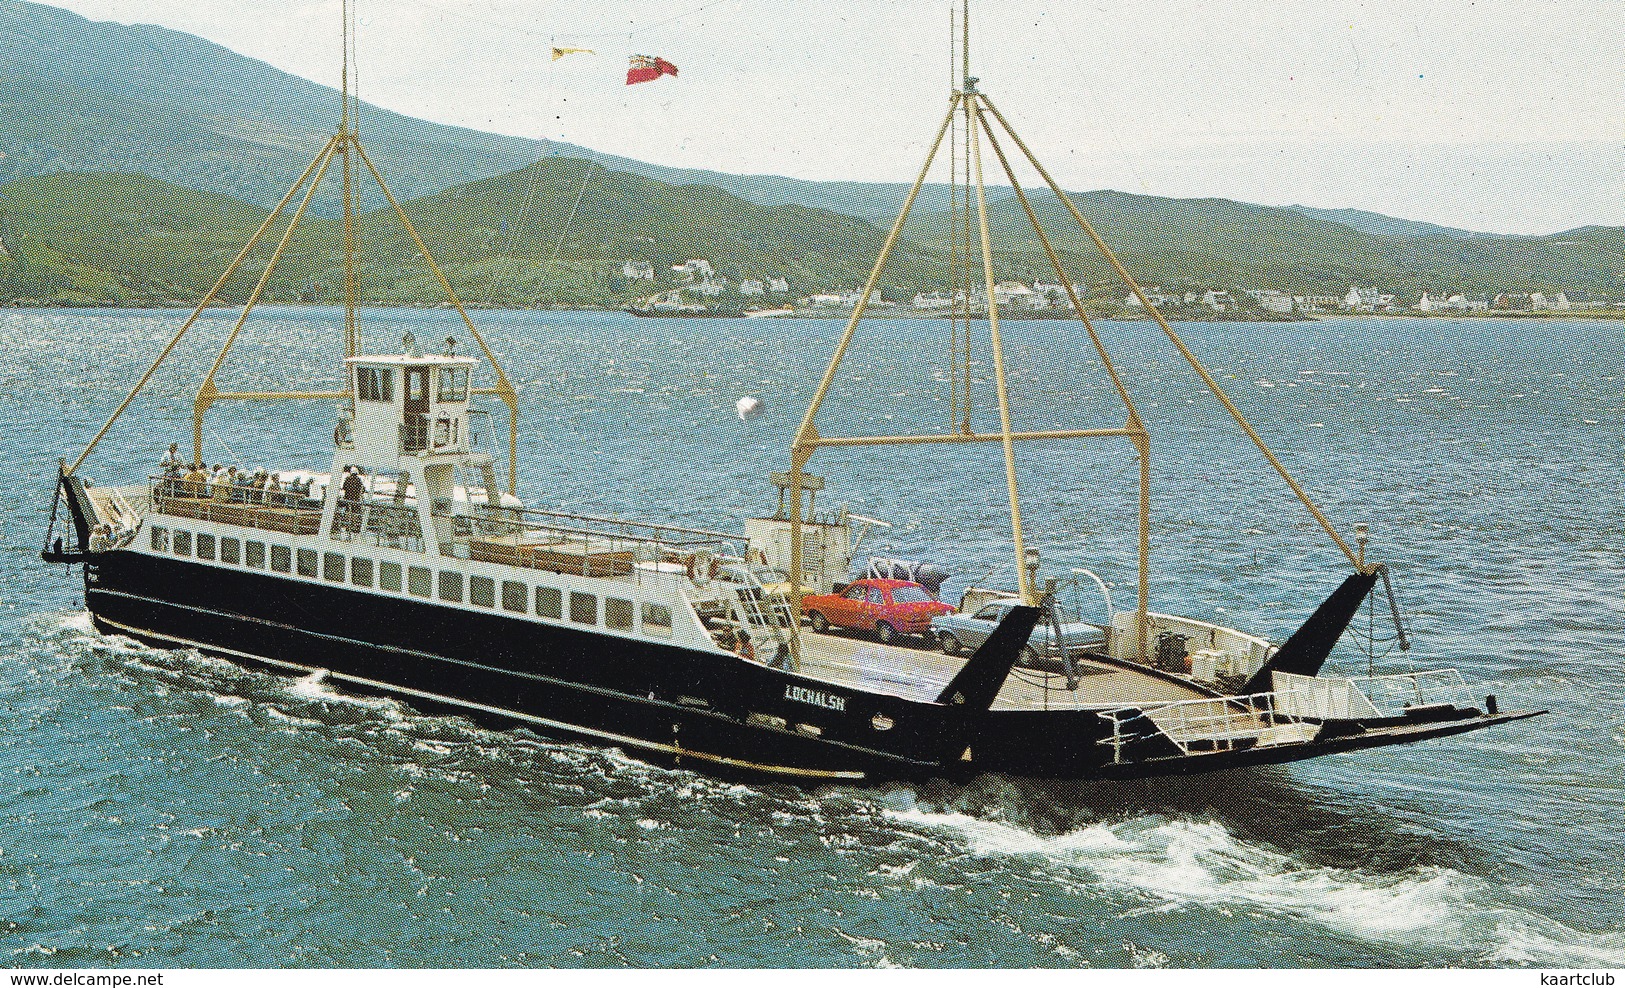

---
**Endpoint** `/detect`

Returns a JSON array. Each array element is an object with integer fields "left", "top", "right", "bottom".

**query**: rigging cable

[{"left": 544, "top": 161, "right": 601, "bottom": 285}]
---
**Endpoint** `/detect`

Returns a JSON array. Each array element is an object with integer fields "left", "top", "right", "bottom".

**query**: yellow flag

[{"left": 551, "top": 46, "right": 595, "bottom": 61}]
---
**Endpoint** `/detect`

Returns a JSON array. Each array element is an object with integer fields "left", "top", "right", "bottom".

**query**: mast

[
  {"left": 342, "top": 0, "right": 358, "bottom": 357},
  {"left": 68, "top": 0, "right": 524, "bottom": 498},
  {"left": 788, "top": 1, "right": 1365, "bottom": 668}
]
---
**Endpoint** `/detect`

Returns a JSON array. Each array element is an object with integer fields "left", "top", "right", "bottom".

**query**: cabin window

[
  {"left": 173, "top": 530, "right": 191, "bottom": 556},
  {"left": 246, "top": 541, "right": 265, "bottom": 568},
  {"left": 324, "top": 552, "right": 345, "bottom": 582},
  {"left": 351, "top": 556, "right": 373, "bottom": 587},
  {"left": 296, "top": 548, "right": 318, "bottom": 578},
  {"left": 408, "top": 566, "right": 431, "bottom": 597},
  {"left": 535, "top": 586, "right": 562, "bottom": 620},
  {"left": 570, "top": 592, "right": 597, "bottom": 626},
  {"left": 356, "top": 365, "right": 394, "bottom": 403},
  {"left": 439, "top": 571, "right": 463, "bottom": 603},
  {"left": 605, "top": 597, "right": 634, "bottom": 630},
  {"left": 642, "top": 603, "right": 673, "bottom": 637},
  {"left": 220, "top": 537, "right": 240, "bottom": 565},
  {"left": 195, "top": 533, "right": 215, "bottom": 560},
  {"left": 380, "top": 561, "right": 403, "bottom": 592},
  {"left": 502, "top": 580, "right": 527, "bottom": 613},
  {"left": 470, "top": 575, "right": 495, "bottom": 608},
  {"left": 271, "top": 545, "right": 291, "bottom": 572},
  {"left": 150, "top": 526, "right": 168, "bottom": 552},
  {"left": 438, "top": 367, "right": 469, "bottom": 403}
]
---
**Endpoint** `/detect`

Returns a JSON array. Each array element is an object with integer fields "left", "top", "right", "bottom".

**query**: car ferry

[{"left": 40, "top": 8, "right": 1540, "bottom": 785}]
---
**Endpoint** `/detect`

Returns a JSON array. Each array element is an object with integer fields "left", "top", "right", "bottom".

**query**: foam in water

[{"left": 881, "top": 794, "right": 1625, "bottom": 965}]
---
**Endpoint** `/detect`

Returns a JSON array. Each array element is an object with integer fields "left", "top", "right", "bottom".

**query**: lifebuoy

[{"left": 687, "top": 550, "right": 714, "bottom": 586}]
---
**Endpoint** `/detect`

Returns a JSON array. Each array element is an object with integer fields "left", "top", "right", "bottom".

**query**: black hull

[{"left": 78, "top": 550, "right": 1537, "bottom": 784}]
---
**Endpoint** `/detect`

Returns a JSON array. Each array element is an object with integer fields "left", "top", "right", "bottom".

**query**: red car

[{"left": 802, "top": 579, "right": 954, "bottom": 644}]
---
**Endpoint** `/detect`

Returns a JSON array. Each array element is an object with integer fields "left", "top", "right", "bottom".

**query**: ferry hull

[{"left": 79, "top": 549, "right": 1535, "bottom": 784}]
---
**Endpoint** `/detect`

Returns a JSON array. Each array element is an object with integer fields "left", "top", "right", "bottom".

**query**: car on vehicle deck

[
  {"left": 801, "top": 578, "right": 954, "bottom": 644},
  {"left": 931, "top": 597, "right": 1106, "bottom": 666}
]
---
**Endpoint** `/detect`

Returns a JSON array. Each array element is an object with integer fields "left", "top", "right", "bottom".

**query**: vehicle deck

[{"left": 793, "top": 630, "right": 1210, "bottom": 711}]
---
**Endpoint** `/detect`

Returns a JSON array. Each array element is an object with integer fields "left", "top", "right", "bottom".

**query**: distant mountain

[
  {"left": 1, "top": 0, "right": 1551, "bottom": 250},
  {"left": 1283, "top": 205, "right": 1493, "bottom": 240},
  {"left": 0, "top": 0, "right": 948, "bottom": 221},
  {"left": 3, "top": 2, "right": 1621, "bottom": 310}
]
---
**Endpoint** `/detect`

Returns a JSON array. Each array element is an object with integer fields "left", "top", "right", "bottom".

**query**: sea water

[{"left": 0, "top": 307, "right": 1620, "bottom": 967}]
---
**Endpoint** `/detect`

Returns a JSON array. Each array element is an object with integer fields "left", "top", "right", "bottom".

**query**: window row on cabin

[
  {"left": 148, "top": 526, "right": 673, "bottom": 636},
  {"left": 353, "top": 366, "right": 470, "bottom": 404}
]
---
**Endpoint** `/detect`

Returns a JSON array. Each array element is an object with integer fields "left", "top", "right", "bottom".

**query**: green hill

[
  {"left": 0, "top": 164, "right": 943, "bottom": 307},
  {"left": 902, "top": 189, "right": 1625, "bottom": 301}
]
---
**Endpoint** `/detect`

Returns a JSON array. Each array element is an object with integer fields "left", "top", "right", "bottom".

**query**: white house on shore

[
  {"left": 621, "top": 261, "right": 655, "bottom": 281},
  {"left": 671, "top": 259, "right": 714, "bottom": 282}
]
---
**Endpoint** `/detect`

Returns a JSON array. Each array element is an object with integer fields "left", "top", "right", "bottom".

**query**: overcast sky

[{"left": 49, "top": 0, "right": 1625, "bottom": 234}]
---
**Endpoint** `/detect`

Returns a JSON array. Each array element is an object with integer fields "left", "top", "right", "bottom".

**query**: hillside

[
  {"left": 902, "top": 189, "right": 1625, "bottom": 300},
  {"left": 0, "top": 164, "right": 944, "bottom": 307},
  {"left": 0, "top": 0, "right": 569, "bottom": 211},
  {"left": 1283, "top": 205, "right": 1490, "bottom": 240}
]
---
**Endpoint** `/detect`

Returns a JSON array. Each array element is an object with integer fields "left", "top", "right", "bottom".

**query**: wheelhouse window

[
  {"left": 356, "top": 366, "right": 394, "bottom": 403},
  {"left": 220, "top": 537, "right": 240, "bottom": 565},
  {"left": 641, "top": 603, "right": 673, "bottom": 637},
  {"left": 570, "top": 592, "right": 598, "bottom": 626},
  {"left": 535, "top": 586, "right": 562, "bottom": 620},
  {"left": 605, "top": 597, "right": 634, "bottom": 631},
  {"left": 470, "top": 575, "right": 495, "bottom": 608},
  {"left": 438, "top": 367, "right": 469, "bottom": 403}
]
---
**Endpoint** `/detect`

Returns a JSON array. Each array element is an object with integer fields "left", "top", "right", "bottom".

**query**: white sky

[{"left": 48, "top": 0, "right": 1625, "bottom": 234}]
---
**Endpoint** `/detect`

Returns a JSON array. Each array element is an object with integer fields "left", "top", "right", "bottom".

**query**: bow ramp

[{"left": 1096, "top": 667, "right": 1543, "bottom": 776}]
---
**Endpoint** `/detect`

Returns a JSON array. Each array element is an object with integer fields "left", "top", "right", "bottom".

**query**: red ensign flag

[{"left": 627, "top": 54, "right": 678, "bottom": 85}]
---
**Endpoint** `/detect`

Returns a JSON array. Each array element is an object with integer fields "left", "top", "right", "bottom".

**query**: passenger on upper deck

[
  {"left": 181, "top": 462, "right": 208, "bottom": 497},
  {"left": 209, "top": 464, "right": 232, "bottom": 501},
  {"left": 159, "top": 443, "right": 184, "bottom": 477},
  {"left": 340, "top": 467, "right": 365, "bottom": 531}
]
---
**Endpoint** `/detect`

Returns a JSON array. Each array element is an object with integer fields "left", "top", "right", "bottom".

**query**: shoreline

[{"left": 5, "top": 300, "right": 1621, "bottom": 322}]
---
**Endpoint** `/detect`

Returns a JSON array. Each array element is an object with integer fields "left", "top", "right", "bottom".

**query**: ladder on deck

[{"left": 727, "top": 582, "right": 795, "bottom": 670}]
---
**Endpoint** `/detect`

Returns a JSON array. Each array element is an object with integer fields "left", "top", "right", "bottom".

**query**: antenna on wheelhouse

[
  {"left": 783, "top": 1, "right": 1371, "bottom": 668},
  {"left": 64, "top": 0, "right": 523, "bottom": 497}
]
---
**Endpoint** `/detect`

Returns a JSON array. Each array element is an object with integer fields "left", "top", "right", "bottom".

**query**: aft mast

[{"left": 784, "top": 1, "right": 1370, "bottom": 670}]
